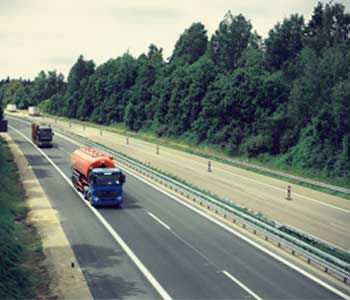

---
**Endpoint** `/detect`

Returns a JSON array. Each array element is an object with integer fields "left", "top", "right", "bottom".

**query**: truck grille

[{"left": 95, "top": 190, "right": 118, "bottom": 197}]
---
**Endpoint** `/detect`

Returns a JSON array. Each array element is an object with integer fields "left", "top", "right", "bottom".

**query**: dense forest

[{"left": 1, "top": 2, "right": 349, "bottom": 183}]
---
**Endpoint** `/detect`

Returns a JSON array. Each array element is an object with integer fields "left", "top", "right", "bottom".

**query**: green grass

[
  {"left": 0, "top": 137, "right": 49, "bottom": 299},
  {"left": 46, "top": 114, "right": 350, "bottom": 200}
]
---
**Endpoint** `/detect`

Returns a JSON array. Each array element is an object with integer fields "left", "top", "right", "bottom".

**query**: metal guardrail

[
  {"left": 6, "top": 115, "right": 350, "bottom": 284},
  {"left": 51, "top": 125, "right": 350, "bottom": 285}
]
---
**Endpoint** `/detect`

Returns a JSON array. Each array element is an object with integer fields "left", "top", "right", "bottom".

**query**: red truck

[
  {"left": 71, "top": 147, "right": 125, "bottom": 207},
  {"left": 32, "top": 122, "right": 54, "bottom": 147}
]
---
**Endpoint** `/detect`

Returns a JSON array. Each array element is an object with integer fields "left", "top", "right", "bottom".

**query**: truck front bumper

[{"left": 91, "top": 195, "right": 123, "bottom": 207}]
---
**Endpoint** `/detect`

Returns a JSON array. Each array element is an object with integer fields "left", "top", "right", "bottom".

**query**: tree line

[{"left": 1, "top": 2, "right": 349, "bottom": 183}]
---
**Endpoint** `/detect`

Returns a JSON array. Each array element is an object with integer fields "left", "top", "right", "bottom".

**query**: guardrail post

[
  {"left": 100, "top": 128, "right": 103, "bottom": 136},
  {"left": 126, "top": 137, "right": 129, "bottom": 144},
  {"left": 156, "top": 145, "right": 159, "bottom": 155}
]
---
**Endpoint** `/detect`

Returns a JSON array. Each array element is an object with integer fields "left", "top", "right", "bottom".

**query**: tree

[
  {"left": 170, "top": 22, "right": 208, "bottom": 65},
  {"left": 304, "top": 2, "right": 350, "bottom": 54},
  {"left": 0, "top": 95, "right": 2, "bottom": 120},
  {"left": 209, "top": 11, "right": 259, "bottom": 72},
  {"left": 30, "top": 70, "right": 65, "bottom": 106},
  {"left": 164, "top": 55, "right": 216, "bottom": 136},
  {"left": 125, "top": 44, "right": 164, "bottom": 130},
  {"left": 30, "top": 71, "right": 47, "bottom": 105},
  {"left": 62, "top": 55, "right": 95, "bottom": 117},
  {"left": 84, "top": 52, "right": 139, "bottom": 124},
  {"left": 265, "top": 14, "right": 305, "bottom": 70},
  {"left": 3, "top": 80, "right": 30, "bottom": 109}
]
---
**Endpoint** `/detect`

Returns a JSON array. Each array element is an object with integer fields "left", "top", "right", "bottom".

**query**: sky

[{"left": 1, "top": 0, "right": 349, "bottom": 80}]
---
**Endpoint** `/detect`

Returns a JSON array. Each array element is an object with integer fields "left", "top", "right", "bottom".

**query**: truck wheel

[
  {"left": 84, "top": 191, "right": 91, "bottom": 202},
  {"left": 72, "top": 177, "right": 77, "bottom": 189}
]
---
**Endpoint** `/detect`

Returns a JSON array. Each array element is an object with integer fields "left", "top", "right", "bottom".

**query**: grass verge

[{"left": 0, "top": 136, "right": 51, "bottom": 299}]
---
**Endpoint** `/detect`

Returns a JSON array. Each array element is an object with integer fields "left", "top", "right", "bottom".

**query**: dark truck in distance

[{"left": 31, "top": 122, "right": 54, "bottom": 147}]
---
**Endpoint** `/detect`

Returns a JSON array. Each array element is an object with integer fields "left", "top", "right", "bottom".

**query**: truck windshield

[
  {"left": 92, "top": 173, "right": 122, "bottom": 186},
  {"left": 39, "top": 128, "right": 52, "bottom": 135}
]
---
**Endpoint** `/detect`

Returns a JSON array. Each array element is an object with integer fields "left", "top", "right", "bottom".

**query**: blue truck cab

[{"left": 87, "top": 168, "right": 125, "bottom": 207}]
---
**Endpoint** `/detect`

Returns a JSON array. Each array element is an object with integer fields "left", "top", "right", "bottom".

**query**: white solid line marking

[
  {"left": 8, "top": 116, "right": 350, "bottom": 300},
  {"left": 147, "top": 212, "right": 171, "bottom": 230},
  {"left": 222, "top": 270, "right": 262, "bottom": 300},
  {"left": 9, "top": 125, "right": 172, "bottom": 300}
]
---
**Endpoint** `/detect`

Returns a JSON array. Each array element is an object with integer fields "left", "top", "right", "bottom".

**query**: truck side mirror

[{"left": 120, "top": 174, "right": 126, "bottom": 184}]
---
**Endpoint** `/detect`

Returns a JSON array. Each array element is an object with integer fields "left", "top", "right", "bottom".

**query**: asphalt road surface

[{"left": 7, "top": 118, "right": 348, "bottom": 300}]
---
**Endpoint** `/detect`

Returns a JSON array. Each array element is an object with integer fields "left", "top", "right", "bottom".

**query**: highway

[{"left": 7, "top": 117, "right": 348, "bottom": 299}]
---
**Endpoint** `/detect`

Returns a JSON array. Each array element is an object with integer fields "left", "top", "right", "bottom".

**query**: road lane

[{"left": 8, "top": 117, "right": 348, "bottom": 300}]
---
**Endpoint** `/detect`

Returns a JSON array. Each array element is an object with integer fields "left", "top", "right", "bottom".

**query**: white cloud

[{"left": 0, "top": 0, "right": 348, "bottom": 79}]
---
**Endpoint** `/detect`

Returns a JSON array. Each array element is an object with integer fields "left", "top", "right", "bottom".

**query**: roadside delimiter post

[
  {"left": 286, "top": 185, "right": 292, "bottom": 200},
  {"left": 208, "top": 160, "right": 212, "bottom": 172}
]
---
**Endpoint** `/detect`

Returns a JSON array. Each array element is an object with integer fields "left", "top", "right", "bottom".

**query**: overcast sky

[{"left": 1, "top": 0, "right": 349, "bottom": 79}]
